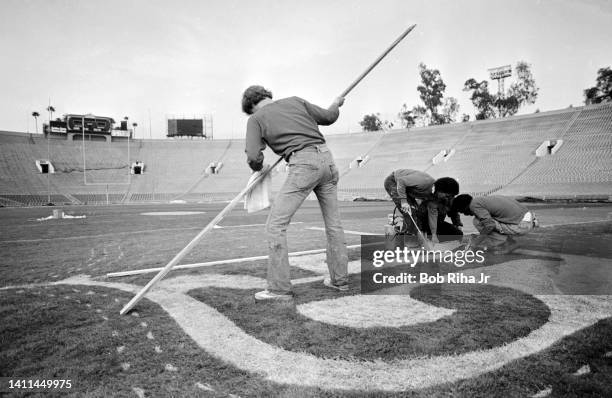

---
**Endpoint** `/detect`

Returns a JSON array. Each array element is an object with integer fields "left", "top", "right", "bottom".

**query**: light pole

[
  {"left": 45, "top": 104, "right": 55, "bottom": 204},
  {"left": 82, "top": 113, "right": 95, "bottom": 185}
]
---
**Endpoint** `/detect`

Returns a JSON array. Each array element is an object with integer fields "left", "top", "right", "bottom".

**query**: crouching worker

[
  {"left": 452, "top": 194, "right": 538, "bottom": 254},
  {"left": 242, "top": 85, "right": 349, "bottom": 301},
  {"left": 383, "top": 169, "right": 462, "bottom": 244}
]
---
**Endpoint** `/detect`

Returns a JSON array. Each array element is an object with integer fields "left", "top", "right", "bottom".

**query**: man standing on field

[{"left": 242, "top": 85, "right": 348, "bottom": 301}]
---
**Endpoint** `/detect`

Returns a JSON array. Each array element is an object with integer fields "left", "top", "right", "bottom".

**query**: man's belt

[{"left": 285, "top": 143, "right": 328, "bottom": 161}]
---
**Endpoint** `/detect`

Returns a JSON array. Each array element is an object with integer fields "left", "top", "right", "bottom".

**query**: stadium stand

[
  {"left": 499, "top": 102, "right": 612, "bottom": 199},
  {"left": 0, "top": 103, "right": 610, "bottom": 206},
  {"left": 337, "top": 123, "right": 470, "bottom": 199}
]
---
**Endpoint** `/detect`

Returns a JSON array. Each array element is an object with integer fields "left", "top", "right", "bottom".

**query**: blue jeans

[{"left": 266, "top": 144, "right": 348, "bottom": 294}]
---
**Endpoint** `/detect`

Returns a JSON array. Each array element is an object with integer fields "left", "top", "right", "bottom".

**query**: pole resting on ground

[{"left": 119, "top": 158, "right": 282, "bottom": 315}]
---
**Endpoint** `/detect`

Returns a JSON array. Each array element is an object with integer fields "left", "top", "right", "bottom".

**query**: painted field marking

[
  {"left": 540, "top": 219, "right": 611, "bottom": 228},
  {"left": 2, "top": 222, "right": 307, "bottom": 244},
  {"left": 215, "top": 222, "right": 304, "bottom": 229},
  {"left": 307, "top": 226, "right": 378, "bottom": 236},
  {"left": 23, "top": 272, "right": 611, "bottom": 392},
  {"left": 141, "top": 211, "right": 206, "bottom": 216},
  {"left": 106, "top": 244, "right": 362, "bottom": 278},
  {"left": 0, "top": 227, "right": 202, "bottom": 244}
]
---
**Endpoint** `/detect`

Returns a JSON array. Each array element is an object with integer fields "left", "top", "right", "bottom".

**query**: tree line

[{"left": 359, "top": 64, "right": 612, "bottom": 131}]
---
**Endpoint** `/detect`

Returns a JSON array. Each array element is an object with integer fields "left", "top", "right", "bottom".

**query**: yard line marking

[
  {"left": 307, "top": 226, "right": 378, "bottom": 235},
  {"left": 215, "top": 222, "right": 304, "bottom": 229},
  {"left": 1, "top": 221, "right": 306, "bottom": 243},
  {"left": 106, "top": 244, "right": 362, "bottom": 278},
  {"left": 540, "top": 219, "right": 611, "bottom": 228},
  {"left": 0, "top": 226, "right": 203, "bottom": 243}
]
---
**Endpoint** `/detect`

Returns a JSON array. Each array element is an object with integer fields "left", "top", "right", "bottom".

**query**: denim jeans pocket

[{"left": 289, "top": 163, "right": 319, "bottom": 190}]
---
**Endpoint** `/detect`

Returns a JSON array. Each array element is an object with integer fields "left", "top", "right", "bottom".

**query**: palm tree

[
  {"left": 46, "top": 105, "right": 55, "bottom": 135},
  {"left": 132, "top": 122, "right": 138, "bottom": 138},
  {"left": 32, "top": 111, "right": 40, "bottom": 134},
  {"left": 46, "top": 105, "right": 55, "bottom": 121}
]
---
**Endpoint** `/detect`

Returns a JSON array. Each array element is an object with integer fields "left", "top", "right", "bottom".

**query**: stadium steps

[
  {"left": 0, "top": 196, "right": 26, "bottom": 207},
  {"left": 63, "top": 193, "right": 83, "bottom": 205}
]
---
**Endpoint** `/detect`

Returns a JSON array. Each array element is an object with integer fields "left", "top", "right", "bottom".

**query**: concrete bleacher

[
  {"left": 0, "top": 103, "right": 610, "bottom": 206},
  {"left": 337, "top": 123, "right": 471, "bottom": 199},
  {"left": 499, "top": 102, "right": 612, "bottom": 198},
  {"left": 427, "top": 108, "right": 581, "bottom": 195},
  {"left": 324, "top": 131, "right": 384, "bottom": 174}
]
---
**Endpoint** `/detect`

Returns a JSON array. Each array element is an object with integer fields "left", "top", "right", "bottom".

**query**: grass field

[{"left": 1, "top": 201, "right": 611, "bottom": 397}]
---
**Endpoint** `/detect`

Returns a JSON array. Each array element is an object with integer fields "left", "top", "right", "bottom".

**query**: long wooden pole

[
  {"left": 119, "top": 158, "right": 282, "bottom": 315},
  {"left": 339, "top": 24, "right": 416, "bottom": 98}
]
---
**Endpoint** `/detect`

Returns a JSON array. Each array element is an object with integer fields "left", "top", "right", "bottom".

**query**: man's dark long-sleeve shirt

[
  {"left": 245, "top": 96, "right": 339, "bottom": 171},
  {"left": 470, "top": 195, "right": 529, "bottom": 235},
  {"left": 392, "top": 169, "right": 461, "bottom": 235}
]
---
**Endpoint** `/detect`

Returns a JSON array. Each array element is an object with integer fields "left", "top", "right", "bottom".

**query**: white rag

[{"left": 244, "top": 170, "right": 272, "bottom": 213}]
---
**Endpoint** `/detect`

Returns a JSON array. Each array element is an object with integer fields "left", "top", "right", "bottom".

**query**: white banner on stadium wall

[{"left": 111, "top": 130, "right": 130, "bottom": 137}]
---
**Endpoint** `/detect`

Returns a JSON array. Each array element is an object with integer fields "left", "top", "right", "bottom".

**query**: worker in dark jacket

[
  {"left": 452, "top": 194, "right": 538, "bottom": 254},
  {"left": 384, "top": 169, "right": 462, "bottom": 243}
]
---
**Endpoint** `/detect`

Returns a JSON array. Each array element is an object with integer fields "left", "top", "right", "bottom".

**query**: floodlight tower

[
  {"left": 488, "top": 64, "right": 512, "bottom": 116},
  {"left": 488, "top": 64, "right": 512, "bottom": 97}
]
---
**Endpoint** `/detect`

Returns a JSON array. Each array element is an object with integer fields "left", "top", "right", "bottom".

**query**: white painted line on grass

[
  {"left": 57, "top": 274, "right": 612, "bottom": 391},
  {"left": 0, "top": 226, "right": 203, "bottom": 243},
  {"left": 215, "top": 222, "right": 304, "bottom": 229},
  {"left": 106, "top": 244, "right": 362, "bottom": 278},
  {"left": 541, "top": 219, "right": 611, "bottom": 228},
  {"left": 141, "top": 211, "right": 206, "bottom": 216},
  {"left": 307, "top": 226, "right": 378, "bottom": 235},
  {"left": 1, "top": 221, "right": 308, "bottom": 243}
]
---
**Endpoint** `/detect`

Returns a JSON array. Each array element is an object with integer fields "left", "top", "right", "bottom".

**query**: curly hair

[
  {"left": 241, "top": 85, "right": 273, "bottom": 115},
  {"left": 434, "top": 177, "right": 460, "bottom": 196}
]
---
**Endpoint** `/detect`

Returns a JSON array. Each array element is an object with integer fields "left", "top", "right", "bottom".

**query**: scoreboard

[{"left": 167, "top": 119, "right": 204, "bottom": 137}]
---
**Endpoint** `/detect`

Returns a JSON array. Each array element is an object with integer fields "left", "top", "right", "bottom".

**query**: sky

[{"left": 1, "top": 0, "right": 611, "bottom": 139}]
